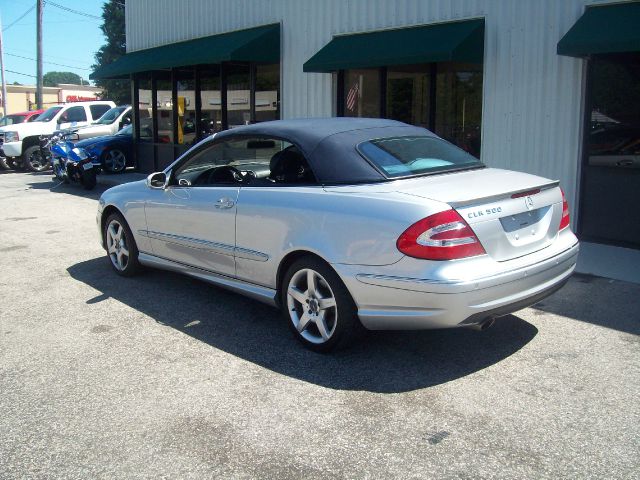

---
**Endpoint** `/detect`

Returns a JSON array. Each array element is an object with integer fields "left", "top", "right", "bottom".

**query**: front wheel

[
  {"left": 23, "top": 145, "right": 50, "bottom": 172},
  {"left": 104, "top": 213, "right": 141, "bottom": 277},
  {"left": 281, "top": 257, "right": 361, "bottom": 352}
]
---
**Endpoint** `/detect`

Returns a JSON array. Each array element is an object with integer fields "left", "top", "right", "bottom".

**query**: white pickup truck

[
  {"left": 76, "top": 105, "right": 132, "bottom": 140},
  {"left": 0, "top": 100, "right": 115, "bottom": 172}
]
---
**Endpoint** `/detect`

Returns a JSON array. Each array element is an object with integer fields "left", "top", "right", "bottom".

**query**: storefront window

[
  {"left": 339, "top": 62, "right": 483, "bottom": 157},
  {"left": 435, "top": 63, "right": 483, "bottom": 157},
  {"left": 176, "top": 69, "right": 196, "bottom": 146},
  {"left": 155, "top": 74, "right": 173, "bottom": 144},
  {"left": 256, "top": 63, "right": 280, "bottom": 122},
  {"left": 200, "top": 67, "right": 221, "bottom": 137},
  {"left": 342, "top": 69, "right": 380, "bottom": 117},
  {"left": 226, "top": 64, "right": 251, "bottom": 128},
  {"left": 580, "top": 53, "right": 640, "bottom": 248},
  {"left": 387, "top": 65, "right": 430, "bottom": 129},
  {"left": 136, "top": 76, "right": 152, "bottom": 141}
]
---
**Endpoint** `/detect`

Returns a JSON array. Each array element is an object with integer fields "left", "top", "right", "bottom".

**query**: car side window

[
  {"left": 62, "top": 106, "right": 87, "bottom": 123},
  {"left": 90, "top": 104, "right": 111, "bottom": 121},
  {"left": 173, "top": 137, "right": 316, "bottom": 187}
]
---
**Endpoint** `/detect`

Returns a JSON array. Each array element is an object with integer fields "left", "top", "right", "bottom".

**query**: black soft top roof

[{"left": 215, "top": 118, "right": 436, "bottom": 184}]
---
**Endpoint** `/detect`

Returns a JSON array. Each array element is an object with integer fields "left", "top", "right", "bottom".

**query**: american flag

[{"left": 346, "top": 81, "right": 359, "bottom": 112}]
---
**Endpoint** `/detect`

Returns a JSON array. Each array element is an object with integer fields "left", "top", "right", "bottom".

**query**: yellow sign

[{"left": 177, "top": 96, "right": 185, "bottom": 144}]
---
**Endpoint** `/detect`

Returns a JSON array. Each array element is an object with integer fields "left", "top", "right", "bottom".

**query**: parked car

[
  {"left": 0, "top": 110, "right": 45, "bottom": 169},
  {"left": 0, "top": 100, "right": 115, "bottom": 172},
  {"left": 97, "top": 118, "right": 579, "bottom": 352},
  {"left": 0, "top": 109, "right": 45, "bottom": 126},
  {"left": 77, "top": 124, "right": 134, "bottom": 173},
  {"left": 76, "top": 106, "right": 132, "bottom": 140}
]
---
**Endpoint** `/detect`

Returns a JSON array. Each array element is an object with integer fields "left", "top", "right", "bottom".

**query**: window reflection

[
  {"left": 176, "top": 69, "right": 196, "bottom": 146},
  {"left": 136, "top": 76, "right": 152, "bottom": 141},
  {"left": 343, "top": 69, "right": 380, "bottom": 117},
  {"left": 256, "top": 63, "right": 280, "bottom": 122},
  {"left": 199, "top": 67, "right": 221, "bottom": 138},
  {"left": 155, "top": 75, "right": 173, "bottom": 144},
  {"left": 226, "top": 64, "right": 251, "bottom": 128},
  {"left": 435, "top": 63, "right": 483, "bottom": 157},
  {"left": 387, "top": 65, "right": 430, "bottom": 128}
]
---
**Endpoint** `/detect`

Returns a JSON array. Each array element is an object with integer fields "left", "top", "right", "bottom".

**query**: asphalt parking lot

[{"left": 1, "top": 171, "right": 638, "bottom": 479}]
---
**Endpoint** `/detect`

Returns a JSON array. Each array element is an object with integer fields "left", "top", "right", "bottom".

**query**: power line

[
  {"left": 2, "top": 5, "right": 36, "bottom": 32},
  {"left": 44, "top": 1, "right": 102, "bottom": 20},
  {"left": 5, "top": 52, "right": 91, "bottom": 70},
  {"left": 6, "top": 69, "right": 36, "bottom": 78}
]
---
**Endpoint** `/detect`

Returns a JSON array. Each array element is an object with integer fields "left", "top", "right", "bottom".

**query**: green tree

[
  {"left": 43, "top": 71, "right": 85, "bottom": 87},
  {"left": 92, "top": 0, "right": 130, "bottom": 104}
]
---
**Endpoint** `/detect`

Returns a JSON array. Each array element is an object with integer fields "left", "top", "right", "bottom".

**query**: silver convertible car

[{"left": 97, "top": 118, "right": 579, "bottom": 351}]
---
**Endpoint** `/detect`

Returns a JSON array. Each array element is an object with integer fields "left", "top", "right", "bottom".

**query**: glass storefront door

[{"left": 580, "top": 53, "right": 640, "bottom": 249}]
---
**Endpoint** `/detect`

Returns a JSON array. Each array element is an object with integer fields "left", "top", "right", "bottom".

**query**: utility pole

[
  {"left": 0, "top": 13, "right": 8, "bottom": 116},
  {"left": 36, "top": 0, "right": 43, "bottom": 109}
]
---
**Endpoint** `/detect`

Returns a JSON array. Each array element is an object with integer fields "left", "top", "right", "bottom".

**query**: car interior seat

[{"left": 269, "top": 146, "right": 315, "bottom": 184}]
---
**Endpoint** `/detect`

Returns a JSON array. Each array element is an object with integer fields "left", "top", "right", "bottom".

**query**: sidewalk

[{"left": 97, "top": 171, "right": 147, "bottom": 188}]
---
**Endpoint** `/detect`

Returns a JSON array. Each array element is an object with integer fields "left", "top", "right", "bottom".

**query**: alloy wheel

[
  {"left": 106, "top": 219, "right": 130, "bottom": 271},
  {"left": 104, "top": 150, "right": 126, "bottom": 172},
  {"left": 27, "top": 149, "right": 48, "bottom": 172},
  {"left": 286, "top": 268, "right": 338, "bottom": 344}
]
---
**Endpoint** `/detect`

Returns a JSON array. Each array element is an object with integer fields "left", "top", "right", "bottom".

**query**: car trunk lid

[{"left": 396, "top": 168, "right": 563, "bottom": 261}]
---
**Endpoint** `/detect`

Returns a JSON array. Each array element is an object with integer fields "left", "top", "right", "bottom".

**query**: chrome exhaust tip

[{"left": 468, "top": 317, "right": 495, "bottom": 331}]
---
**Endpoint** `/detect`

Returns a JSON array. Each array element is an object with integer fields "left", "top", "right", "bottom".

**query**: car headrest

[{"left": 269, "top": 146, "right": 313, "bottom": 183}]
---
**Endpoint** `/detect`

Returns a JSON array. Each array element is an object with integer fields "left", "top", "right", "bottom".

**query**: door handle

[{"left": 214, "top": 198, "right": 235, "bottom": 209}]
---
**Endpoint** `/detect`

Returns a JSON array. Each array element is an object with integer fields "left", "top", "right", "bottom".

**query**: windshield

[
  {"left": 95, "top": 106, "right": 127, "bottom": 125},
  {"left": 357, "top": 136, "right": 483, "bottom": 178},
  {"left": 0, "top": 114, "right": 26, "bottom": 126},
  {"left": 35, "top": 106, "right": 63, "bottom": 122},
  {"left": 116, "top": 124, "right": 132, "bottom": 136}
]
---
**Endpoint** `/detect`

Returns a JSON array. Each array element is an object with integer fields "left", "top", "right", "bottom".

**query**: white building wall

[{"left": 125, "top": 0, "right": 620, "bottom": 221}]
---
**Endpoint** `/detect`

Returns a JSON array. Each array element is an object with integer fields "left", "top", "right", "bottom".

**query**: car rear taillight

[
  {"left": 559, "top": 189, "right": 570, "bottom": 230},
  {"left": 397, "top": 209, "right": 486, "bottom": 260}
]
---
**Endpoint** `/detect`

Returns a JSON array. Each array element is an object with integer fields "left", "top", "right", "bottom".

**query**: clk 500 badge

[{"left": 468, "top": 206, "right": 502, "bottom": 219}]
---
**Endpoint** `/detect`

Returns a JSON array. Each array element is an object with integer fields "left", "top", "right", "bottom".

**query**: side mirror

[{"left": 146, "top": 171, "right": 168, "bottom": 189}]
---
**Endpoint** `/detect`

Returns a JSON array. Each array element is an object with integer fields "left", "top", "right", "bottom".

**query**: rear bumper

[{"left": 334, "top": 235, "right": 579, "bottom": 330}]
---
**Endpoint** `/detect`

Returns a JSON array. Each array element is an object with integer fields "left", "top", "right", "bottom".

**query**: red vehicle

[
  {"left": 0, "top": 110, "right": 45, "bottom": 169},
  {"left": 0, "top": 109, "right": 45, "bottom": 127}
]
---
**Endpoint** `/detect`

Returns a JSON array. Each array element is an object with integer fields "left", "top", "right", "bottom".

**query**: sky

[{"left": 1, "top": 0, "right": 107, "bottom": 86}]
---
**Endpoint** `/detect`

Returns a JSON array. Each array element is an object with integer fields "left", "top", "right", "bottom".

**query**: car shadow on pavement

[
  {"left": 26, "top": 176, "right": 108, "bottom": 199},
  {"left": 532, "top": 273, "right": 640, "bottom": 336},
  {"left": 68, "top": 257, "right": 538, "bottom": 393}
]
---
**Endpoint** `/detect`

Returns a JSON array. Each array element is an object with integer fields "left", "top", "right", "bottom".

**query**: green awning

[
  {"left": 303, "top": 19, "right": 484, "bottom": 73},
  {"left": 558, "top": 3, "right": 640, "bottom": 57},
  {"left": 91, "top": 24, "right": 280, "bottom": 79}
]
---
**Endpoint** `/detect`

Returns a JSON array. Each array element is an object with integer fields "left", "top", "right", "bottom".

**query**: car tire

[
  {"left": 23, "top": 145, "right": 50, "bottom": 172},
  {"left": 0, "top": 156, "right": 10, "bottom": 170},
  {"left": 8, "top": 157, "right": 24, "bottom": 170},
  {"left": 81, "top": 168, "right": 97, "bottom": 190},
  {"left": 101, "top": 149, "right": 127, "bottom": 173},
  {"left": 281, "top": 256, "right": 361, "bottom": 352},
  {"left": 104, "top": 212, "right": 141, "bottom": 277}
]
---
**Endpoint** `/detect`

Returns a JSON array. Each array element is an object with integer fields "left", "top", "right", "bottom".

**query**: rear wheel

[
  {"left": 281, "top": 257, "right": 361, "bottom": 352},
  {"left": 101, "top": 149, "right": 127, "bottom": 173},
  {"left": 104, "top": 213, "right": 141, "bottom": 277},
  {"left": 81, "top": 167, "right": 97, "bottom": 190},
  {"left": 23, "top": 145, "right": 50, "bottom": 172}
]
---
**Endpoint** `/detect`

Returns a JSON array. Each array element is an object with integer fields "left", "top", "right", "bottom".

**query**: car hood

[
  {"left": 0, "top": 120, "right": 55, "bottom": 136},
  {"left": 76, "top": 134, "right": 124, "bottom": 148}
]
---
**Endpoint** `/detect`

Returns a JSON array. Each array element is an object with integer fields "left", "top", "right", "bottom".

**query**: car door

[
  {"left": 143, "top": 139, "right": 242, "bottom": 277},
  {"left": 57, "top": 105, "right": 90, "bottom": 130}
]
